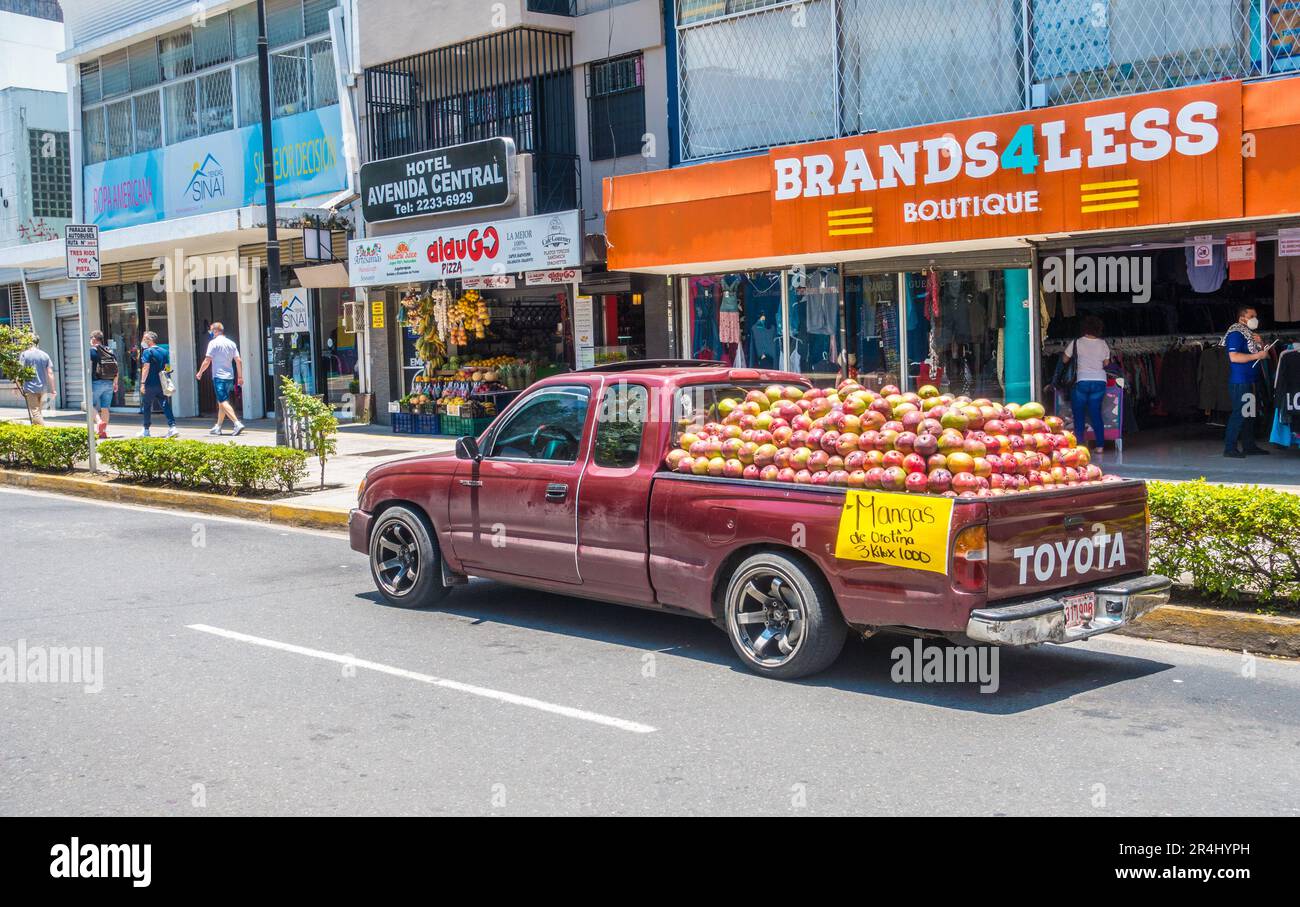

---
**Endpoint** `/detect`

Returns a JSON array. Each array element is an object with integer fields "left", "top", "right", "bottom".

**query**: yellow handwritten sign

[{"left": 835, "top": 491, "right": 955, "bottom": 574}]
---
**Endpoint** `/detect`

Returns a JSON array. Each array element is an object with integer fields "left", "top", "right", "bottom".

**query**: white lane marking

[{"left": 186, "top": 623, "right": 657, "bottom": 734}]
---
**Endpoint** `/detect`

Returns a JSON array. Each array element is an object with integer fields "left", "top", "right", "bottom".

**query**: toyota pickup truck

[{"left": 350, "top": 362, "right": 1171, "bottom": 679}]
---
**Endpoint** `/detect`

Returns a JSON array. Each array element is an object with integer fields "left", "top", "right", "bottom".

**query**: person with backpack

[
  {"left": 89, "top": 330, "right": 119, "bottom": 439},
  {"left": 137, "top": 331, "right": 177, "bottom": 438}
]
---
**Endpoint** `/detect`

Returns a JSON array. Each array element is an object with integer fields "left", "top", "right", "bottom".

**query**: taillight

[{"left": 952, "top": 524, "right": 988, "bottom": 593}]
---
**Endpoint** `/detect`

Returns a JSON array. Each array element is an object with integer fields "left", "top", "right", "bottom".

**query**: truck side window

[
  {"left": 488, "top": 386, "right": 592, "bottom": 461},
  {"left": 594, "top": 382, "right": 649, "bottom": 468}
]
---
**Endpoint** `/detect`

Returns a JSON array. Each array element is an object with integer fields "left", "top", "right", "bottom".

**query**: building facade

[
  {"left": 347, "top": 0, "right": 672, "bottom": 421},
  {"left": 0, "top": 0, "right": 355, "bottom": 421},
  {"left": 602, "top": 0, "right": 1300, "bottom": 455}
]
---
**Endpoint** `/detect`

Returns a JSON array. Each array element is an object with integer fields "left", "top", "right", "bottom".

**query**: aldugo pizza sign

[{"left": 348, "top": 210, "right": 582, "bottom": 286}]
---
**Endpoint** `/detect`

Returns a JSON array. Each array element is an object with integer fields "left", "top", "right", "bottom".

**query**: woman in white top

[{"left": 1063, "top": 315, "right": 1111, "bottom": 453}]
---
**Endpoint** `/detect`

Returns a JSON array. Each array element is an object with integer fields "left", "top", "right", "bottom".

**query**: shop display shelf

[
  {"left": 439, "top": 414, "right": 494, "bottom": 437},
  {"left": 391, "top": 412, "right": 441, "bottom": 435}
]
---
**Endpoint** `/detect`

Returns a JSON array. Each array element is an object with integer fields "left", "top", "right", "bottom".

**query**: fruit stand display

[{"left": 663, "top": 379, "right": 1114, "bottom": 495}]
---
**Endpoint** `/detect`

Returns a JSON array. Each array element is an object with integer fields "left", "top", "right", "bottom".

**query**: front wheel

[
  {"left": 369, "top": 506, "right": 451, "bottom": 608},
  {"left": 723, "top": 552, "right": 845, "bottom": 680}
]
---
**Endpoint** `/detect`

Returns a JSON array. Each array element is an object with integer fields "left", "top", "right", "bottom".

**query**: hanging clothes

[
  {"left": 1275, "top": 252, "right": 1300, "bottom": 323},
  {"left": 1185, "top": 243, "right": 1227, "bottom": 293}
]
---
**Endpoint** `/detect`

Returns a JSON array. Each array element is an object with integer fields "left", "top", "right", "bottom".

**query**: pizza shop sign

[{"left": 348, "top": 210, "right": 582, "bottom": 286}]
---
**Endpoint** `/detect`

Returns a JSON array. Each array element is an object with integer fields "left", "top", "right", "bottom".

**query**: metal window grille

[
  {"left": 164, "top": 80, "right": 198, "bottom": 144},
  {"left": 82, "top": 108, "right": 106, "bottom": 164},
  {"left": 363, "top": 27, "right": 579, "bottom": 213},
  {"left": 268, "top": 0, "right": 306, "bottom": 47},
  {"left": 133, "top": 92, "right": 163, "bottom": 151},
  {"left": 674, "top": 0, "right": 1270, "bottom": 162},
  {"left": 199, "top": 69, "right": 234, "bottom": 135},
  {"left": 27, "top": 129, "right": 71, "bottom": 221},
  {"left": 158, "top": 28, "right": 194, "bottom": 81},
  {"left": 587, "top": 53, "right": 646, "bottom": 161},
  {"left": 309, "top": 38, "right": 338, "bottom": 108},
  {"left": 106, "top": 99, "right": 133, "bottom": 158},
  {"left": 273, "top": 47, "right": 310, "bottom": 118},
  {"left": 128, "top": 38, "right": 159, "bottom": 91}
]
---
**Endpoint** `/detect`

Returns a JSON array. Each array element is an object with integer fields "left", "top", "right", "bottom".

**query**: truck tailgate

[{"left": 985, "top": 480, "right": 1148, "bottom": 602}]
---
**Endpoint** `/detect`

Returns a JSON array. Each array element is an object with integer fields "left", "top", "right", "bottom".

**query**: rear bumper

[
  {"left": 348, "top": 508, "right": 373, "bottom": 555},
  {"left": 965, "top": 574, "right": 1172, "bottom": 646}
]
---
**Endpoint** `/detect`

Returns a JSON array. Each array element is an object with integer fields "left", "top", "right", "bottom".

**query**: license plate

[{"left": 1063, "top": 592, "right": 1096, "bottom": 629}]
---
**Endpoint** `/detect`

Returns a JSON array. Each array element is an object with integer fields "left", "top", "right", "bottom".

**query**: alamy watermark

[
  {"left": 0, "top": 639, "right": 103, "bottom": 693},
  {"left": 1041, "top": 248, "right": 1152, "bottom": 305},
  {"left": 891, "top": 639, "right": 1000, "bottom": 693}
]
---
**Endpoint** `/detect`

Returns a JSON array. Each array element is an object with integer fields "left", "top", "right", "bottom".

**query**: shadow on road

[{"left": 358, "top": 577, "right": 1175, "bottom": 715}]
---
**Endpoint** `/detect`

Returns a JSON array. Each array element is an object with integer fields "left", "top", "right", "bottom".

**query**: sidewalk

[
  {"left": 7, "top": 404, "right": 456, "bottom": 512},
  {"left": 1093, "top": 423, "right": 1300, "bottom": 493}
]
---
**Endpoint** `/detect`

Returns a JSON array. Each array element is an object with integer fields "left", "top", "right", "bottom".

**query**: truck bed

[{"left": 646, "top": 473, "right": 1148, "bottom": 634}]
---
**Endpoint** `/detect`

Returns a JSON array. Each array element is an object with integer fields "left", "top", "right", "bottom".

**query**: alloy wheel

[
  {"left": 374, "top": 519, "right": 420, "bottom": 596},
  {"left": 729, "top": 565, "right": 807, "bottom": 667}
]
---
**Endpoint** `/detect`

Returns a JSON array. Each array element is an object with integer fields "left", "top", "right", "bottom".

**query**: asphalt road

[{"left": 2, "top": 488, "right": 1297, "bottom": 816}]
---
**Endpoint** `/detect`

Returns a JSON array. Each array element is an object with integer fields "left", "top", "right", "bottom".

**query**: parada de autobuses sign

[{"left": 603, "top": 81, "right": 1245, "bottom": 270}]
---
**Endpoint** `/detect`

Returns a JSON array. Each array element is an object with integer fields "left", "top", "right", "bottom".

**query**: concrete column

[
  {"left": 167, "top": 284, "right": 197, "bottom": 418},
  {"left": 236, "top": 260, "right": 264, "bottom": 422},
  {"left": 1003, "top": 268, "right": 1032, "bottom": 404},
  {"left": 368, "top": 288, "right": 394, "bottom": 425}
]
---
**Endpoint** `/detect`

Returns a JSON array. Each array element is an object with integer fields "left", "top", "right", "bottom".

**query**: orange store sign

[{"left": 604, "top": 81, "right": 1247, "bottom": 271}]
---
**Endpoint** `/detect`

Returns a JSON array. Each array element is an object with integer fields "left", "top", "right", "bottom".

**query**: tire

[
  {"left": 722, "top": 552, "right": 846, "bottom": 680},
  {"left": 368, "top": 505, "right": 452, "bottom": 608}
]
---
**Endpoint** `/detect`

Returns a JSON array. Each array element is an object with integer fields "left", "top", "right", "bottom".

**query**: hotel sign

[{"left": 360, "top": 138, "right": 516, "bottom": 224}]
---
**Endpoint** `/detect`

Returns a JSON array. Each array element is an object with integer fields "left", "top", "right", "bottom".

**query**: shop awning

[{"left": 294, "top": 262, "right": 351, "bottom": 288}]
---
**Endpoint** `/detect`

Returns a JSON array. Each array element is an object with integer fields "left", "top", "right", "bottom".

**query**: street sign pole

[
  {"left": 65, "top": 224, "right": 101, "bottom": 472},
  {"left": 257, "top": 0, "right": 290, "bottom": 445}
]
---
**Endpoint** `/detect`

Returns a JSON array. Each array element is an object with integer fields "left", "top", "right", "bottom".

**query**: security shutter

[{"left": 59, "top": 316, "right": 84, "bottom": 410}]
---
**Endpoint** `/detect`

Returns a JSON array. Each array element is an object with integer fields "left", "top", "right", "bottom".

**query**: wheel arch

[{"left": 709, "top": 543, "right": 842, "bottom": 623}]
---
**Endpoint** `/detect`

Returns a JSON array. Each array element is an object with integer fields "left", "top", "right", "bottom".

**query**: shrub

[
  {"left": 280, "top": 376, "right": 338, "bottom": 489},
  {"left": 1148, "top": 479, "right": 1300, "bottom": 603},
  {"left": 0, "top": 423, "right": 88, "bottom": 471},
  {"left": 97, "top": 438, "right": 308, "bottom": 494}
]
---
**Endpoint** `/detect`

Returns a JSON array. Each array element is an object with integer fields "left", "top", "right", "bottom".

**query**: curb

[
  {"left": 0, "top": 468, "right": 349, "bottom": 531},
  {"left": 1117, "top": 604, "right": 1300, "bottom": 658}
]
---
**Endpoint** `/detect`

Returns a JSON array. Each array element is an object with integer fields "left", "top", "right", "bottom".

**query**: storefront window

[
  {"left": 844, "top": 273, "right": 902, "bottom": 389},
  {"left": 685, "top": 272, "right": 783, "bottom": 369},
  {"left": 787, "top": 266, "right": 842, "bottom": 382},
  {"left": 102, "top": 286, "right": 141, "bottom": 408},
  {"left": 904, "top": 269, "right": 1007, "bottom": 399},
  {"left": 318, "top": 288, "right": 358, "bottom": 405}
]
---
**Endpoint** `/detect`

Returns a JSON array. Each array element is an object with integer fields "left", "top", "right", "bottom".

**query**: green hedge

[
  {"left": 98, "top": 438, "right": 308, "bottom": 493},
  {"left": 1148, "top": 479, "right": 1300, "bottom": 603},
  {"left": 0, "top": 423, "right": 88, "bottom": 471}
]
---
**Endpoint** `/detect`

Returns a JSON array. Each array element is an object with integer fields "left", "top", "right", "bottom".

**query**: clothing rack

[{"left": 1043, "top": 330, "right": 1298, "bottom": 355}]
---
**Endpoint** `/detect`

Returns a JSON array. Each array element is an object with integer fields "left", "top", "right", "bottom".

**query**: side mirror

[{"left": 455, "top": 435, "right": 482, "bottom": 461}]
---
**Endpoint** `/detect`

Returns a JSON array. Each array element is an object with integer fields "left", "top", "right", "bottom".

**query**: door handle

[
  {"left": 459, "top": 479, "right": 482, "bottom": 487},
  {"left": 545, "top": 483, "right": 568, "bottom": 499}
]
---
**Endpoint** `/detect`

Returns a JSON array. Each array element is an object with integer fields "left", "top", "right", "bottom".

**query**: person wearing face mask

[{"left": 1223, "top": 306, "right": 1272, "bottom": 458}]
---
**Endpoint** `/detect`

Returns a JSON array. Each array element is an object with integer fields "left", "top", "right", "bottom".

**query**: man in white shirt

[{"left": 194, "top": 321, "right": 245, "bottom": 436}]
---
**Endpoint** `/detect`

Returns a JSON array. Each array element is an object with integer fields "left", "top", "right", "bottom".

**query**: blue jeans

[
  {"left": 1224, "top": 382, "right": 1258, "bottom": 451},
  {"left": 140, "top": 386, "right": 174, "bottom": 430},
  {"left": 1071, "top": 380, "right": 1107, "bottom": 449}
]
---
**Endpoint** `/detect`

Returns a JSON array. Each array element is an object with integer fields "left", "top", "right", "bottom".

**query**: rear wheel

[
  {"left": 723, "top": 552, "right": 845, "bottom": 680},
  {"left": 369, "top": 506, "right": 451, "bottom": 608}
]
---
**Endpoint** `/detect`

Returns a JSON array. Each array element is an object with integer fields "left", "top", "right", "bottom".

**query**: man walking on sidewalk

[
  {"left": 88, "top": 331, "right": 119, "bottom": 439},
  {"left": 137, "top": 331, "right": 177, "bottom": 438},
  {"left": 18, "top": 335, "right": 56, "bottom": 426},
  {"left": 195, "top": 321, "right": 245, "bottom": 436}
]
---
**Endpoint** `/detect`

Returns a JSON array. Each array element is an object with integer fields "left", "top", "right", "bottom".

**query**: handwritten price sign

[{"left": 834, "top": 491, "right": 955, "bottom": 575}]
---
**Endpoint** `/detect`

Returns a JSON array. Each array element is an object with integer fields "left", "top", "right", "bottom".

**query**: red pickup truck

[{"left": 351, "top": 362, "right": 1171, "bottom": 679}]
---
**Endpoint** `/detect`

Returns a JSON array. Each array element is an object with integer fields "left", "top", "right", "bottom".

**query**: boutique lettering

[{"left": 426, "top": 226, "right": 501, "bottom": 266}]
